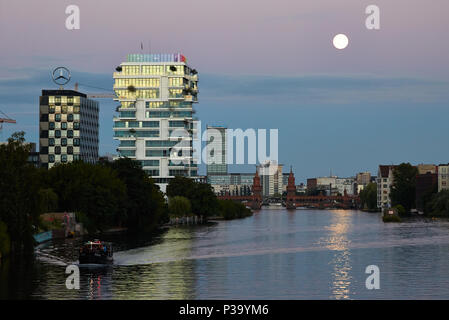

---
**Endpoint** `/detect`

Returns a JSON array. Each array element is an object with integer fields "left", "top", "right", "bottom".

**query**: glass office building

[
  {"left": 113, "top": 53, "right": 198, "bottom": 192},
  {"left": 39, "top": 90, "right": 99, "bottom": 169},
  {"left": 206, "top": 125, "right": 227, "bottom": 175}
]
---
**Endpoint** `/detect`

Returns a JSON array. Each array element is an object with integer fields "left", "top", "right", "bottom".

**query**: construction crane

[
  {"left": 0, "top": 109, "right": 16, "bottom": 131},
  {"left": 74, "top": 82, "right": 117, "bottom": 99}
]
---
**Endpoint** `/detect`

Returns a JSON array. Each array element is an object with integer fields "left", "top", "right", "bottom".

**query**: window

[
  {"left": 67, "top": 146, "right": 73, "bottom": 154},
  {"left": 67, "top": 114, "right": 74, "bottom": 122},
  {"left": 55, "top": 130, "right": 61, "bottom": 138},
  {"left": 61, "top": 155, "right": 67, "bottom": 163},
  {"left": 49, "top": 106, "right": 55, "bottom": 114},
  {"left": 67, "top": 130, "right": 73, "bottom": 138},
  {"left": 73, "top": 122, "right": 80, "bottom": 129},
  {"left": 49, "top": 155, "right": 55, "bottom": 163},
  {"left": 49, "top": 122, "right": 55, "bottom": 130},
  {"left": 61, "top": 122, "right": 67, "bottom": 130},
  {"left": 55, "top": 146, "right": 61, "bottom": 154},
  {"left": 119, "top": 140, "right": 136, "bottom": 147},
  {"left": 73, "top": 154, "right": 80, "bottom": 161},
  {"left": 61, "top": 138, "right": 67, "bottom": 146},
  {"left": 49, "top": 138, "right": 55, "bottom": 146},
  {"left": 74, "top": 138, "right": 80, "bottom": 146},
  {"left": 55, "top": 114, "right": 61, "bottom": 122},
  {"left": 61, "top": 106, "right": 67, "bottom": 114}
]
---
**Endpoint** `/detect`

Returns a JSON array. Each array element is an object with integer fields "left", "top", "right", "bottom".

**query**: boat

[{"left": 78, "top": 240, "right": 113, "bottom": 264}]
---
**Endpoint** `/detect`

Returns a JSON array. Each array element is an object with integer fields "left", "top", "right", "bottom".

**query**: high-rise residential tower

[
  {"left": 113, "top": 53, "right": 198, "bottom": 192},
  {"left": 39, "top": 90, "right": 99, "bottom": 169},
  {"left": 206, "top": 125, "right": 227, "bottom": 176}
]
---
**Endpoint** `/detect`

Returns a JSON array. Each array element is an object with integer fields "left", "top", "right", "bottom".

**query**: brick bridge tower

[
  {"left": 286, "top": 167, "right": 296, "bottom": 209},
  {"left": 250, "top": 169, "right": 262, "bottom": 210}
]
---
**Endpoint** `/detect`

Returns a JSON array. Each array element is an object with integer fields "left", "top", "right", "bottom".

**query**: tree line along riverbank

[
  {"left": 358, "top": 163, "right": 449, "bottom": 222},
  {"left": 0, "top": 132, "right": 251, "bottom": 260}
]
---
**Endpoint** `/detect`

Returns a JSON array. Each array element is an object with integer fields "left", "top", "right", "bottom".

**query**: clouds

[{"left": 200, "top": 73, "right": 449, "bottom": 105}]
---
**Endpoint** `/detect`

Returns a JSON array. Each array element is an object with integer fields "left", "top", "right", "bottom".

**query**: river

[{"left": 2, "top": 208, "right": 449, "bottom": 299}]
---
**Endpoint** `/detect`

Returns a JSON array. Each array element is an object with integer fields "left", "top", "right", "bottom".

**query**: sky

[{"left": 0, "top": 0, "right": 448, "bottom": 182}]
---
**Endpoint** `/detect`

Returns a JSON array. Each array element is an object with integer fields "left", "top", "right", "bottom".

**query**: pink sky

[{"left": 1, "top": 0, "right": 449, "bottom": 78}]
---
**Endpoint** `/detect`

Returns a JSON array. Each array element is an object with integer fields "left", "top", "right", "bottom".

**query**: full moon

[{"left": 333, "top": 34, "right": 349, "bottom": 50}]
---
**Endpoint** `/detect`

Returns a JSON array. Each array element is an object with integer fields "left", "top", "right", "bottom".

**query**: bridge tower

[
  {"left": 286, "top": 167, "right": 296, "bottom": 209},
  {"left": 250, "top": 169, "right": 262, "bottom": 210}
]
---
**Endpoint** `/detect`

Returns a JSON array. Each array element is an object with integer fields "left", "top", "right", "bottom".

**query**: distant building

[
  {"left": 416, "top": 172, "right": 438, "bottom": 211},
  {"left": 307, "top": 176, "right": 336, "bottom": 195},
  {"left": 27, "top": 142, "right": 40, "bottom": 167},
  {"left": 377, "top": 165, "right": 397, "bottom": 209},
  {"left": 335, "top": 177, "right": 356, "bottom": 196},
  {"left": 206, "top": 125, "right": 227, "bottom": 175},
  {"left": 438, "top": 164, "right": 449, "bottom": 192},
  {"left": 208, "top": 173, "right": 254, "bottom": 195},
  {"left": 356, "top": 172, "right": 371, "bottom": 186},
  {"left": 39, "top": 90, "right": 99, "bottom": 169},
  {"left": 257, "top": 161, "right": 283, "bottom": 197},
  {"left": 417, "top": 164, "right": 437, "bottom": 175},
  {"left": 296, "top": 183, "right": 307, "bottom": 194}
]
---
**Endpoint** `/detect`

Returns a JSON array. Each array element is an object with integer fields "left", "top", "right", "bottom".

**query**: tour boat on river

[{"left": 78, "top": 240, "right": 113, "bottom": 264}]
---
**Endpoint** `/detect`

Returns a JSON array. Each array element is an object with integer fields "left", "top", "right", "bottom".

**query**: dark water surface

[{"left": 2, "top": 209, "right": 449, "bottom": 299}]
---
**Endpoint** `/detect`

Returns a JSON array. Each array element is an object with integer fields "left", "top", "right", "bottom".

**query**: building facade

[
  {"left": 257, "top": 161, "right": 283, "bottom": 197},
  {"left": 438, "top": 164, "right": 449, "bottom": 192},
  {"left": 377, "top": 165, "right": 396, "bottom": 209},
  {"left": 206, "top": 125, "right": 227, "bottom": 175},
  {"left": 39, "top": 90, "right": 99, "bottom": 169},
  {"left": 112, "top": 53, "right": 198, "bottom": 192}
]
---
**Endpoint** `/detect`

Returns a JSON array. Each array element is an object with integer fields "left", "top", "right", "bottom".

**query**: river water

[{"left": 2, "top": 208, "right": 449, "bottom": 300}]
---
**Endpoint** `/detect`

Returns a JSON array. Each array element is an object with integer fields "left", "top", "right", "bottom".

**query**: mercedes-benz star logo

[{"left": 52, "top": 67, "right": 71, "bottom": 86}]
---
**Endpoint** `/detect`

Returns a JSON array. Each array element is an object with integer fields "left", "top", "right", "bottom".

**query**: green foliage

[
  {"left": 167, "top": 176, "right": 218, "bottom": 217},
  {"left": 169, "top": 196, "right": 192, "bottom": 217},
  {"left": 425, "top": 190, "right": 449, "bottom": 217},
  {"left": 0, "top": 221, "right": 11, "bottom": 258},
  {"left": 218, "top": 200, "right": 252, "bottom": 220},
  {"left": 383, "top": 214, "right": 401, "bottom": 223},
  {"left": 107, "top": 158, "right": 168, "bottom": 230},
  {"left": 359, "top": 183, "right": 378, "bottom": 210},
  {"left": 38, "top": 188, "right": 58, "bottom": 214},
  {"left": 393, "top": 204, "right": 406, "bottom": 216},
  {"left": 0, "top": 132, "right": 42, "bottom": 251},
  {"left": 44, "top": 161, "right": 127, "bottom": 232},
  {"left": 390, "top": 163, "right": 418, "bottom": 212}
]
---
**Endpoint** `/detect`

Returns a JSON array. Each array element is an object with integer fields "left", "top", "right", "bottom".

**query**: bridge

[{"left": 216, "top": 168, "right": 360, "bottom": 210}]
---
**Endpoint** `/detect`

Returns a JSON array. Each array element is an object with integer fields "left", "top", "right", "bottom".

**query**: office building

[
  {"left": 206, "top": 125, "right": 227, "bottom": 175},
  {"left": 39, "top": 90, "right": 99, "bottom": 169},
  {"left": 257, "top": 161, "right": 283, "bottom": 197},
  {"left": 113, "top": 53, "right": 198, "bottom": 192}
]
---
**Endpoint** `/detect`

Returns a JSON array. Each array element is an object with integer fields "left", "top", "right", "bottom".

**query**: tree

[
  {"left": 218, "top": 200, "right": 252, "bottom": 220},
  {"left": 168, "top": 196, "right": 191, "bottom": 217},
  {"left": 390, "top": 163, "right": 418, "bottom": 212},
  {"left": 359, "top": 182, "right": 377, "bottom": 210},
  {"left": 0, "top": 132, "right": 42, "bottom": 251},
  {"left": 0, "top": 221, "right": 11, "bottom": 258},
  {"left": 167, "top": 176, "right": 218, "bottom": 217},
  {"left": 44, "top": 161, "right": 127, "bottom": 232},
  {"left": 425, "top": 190, "right": 449, "bottom": 217},
  {"left": 107, "top": 158, "right": 168, "bottom": 230}
]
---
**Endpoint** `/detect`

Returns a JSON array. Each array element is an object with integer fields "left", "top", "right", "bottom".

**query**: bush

[
  {"left": 169, "top": 196, "right": 192, "bottom": 217},
  {"left": 383, "top": 215, "right": 401, "bottom": 223},
  {"left": 393, "top": 204, "right": 406, "bottom": 216},
  {"left": 218, "top": 200, "right": 252, "bottom": 220}
]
